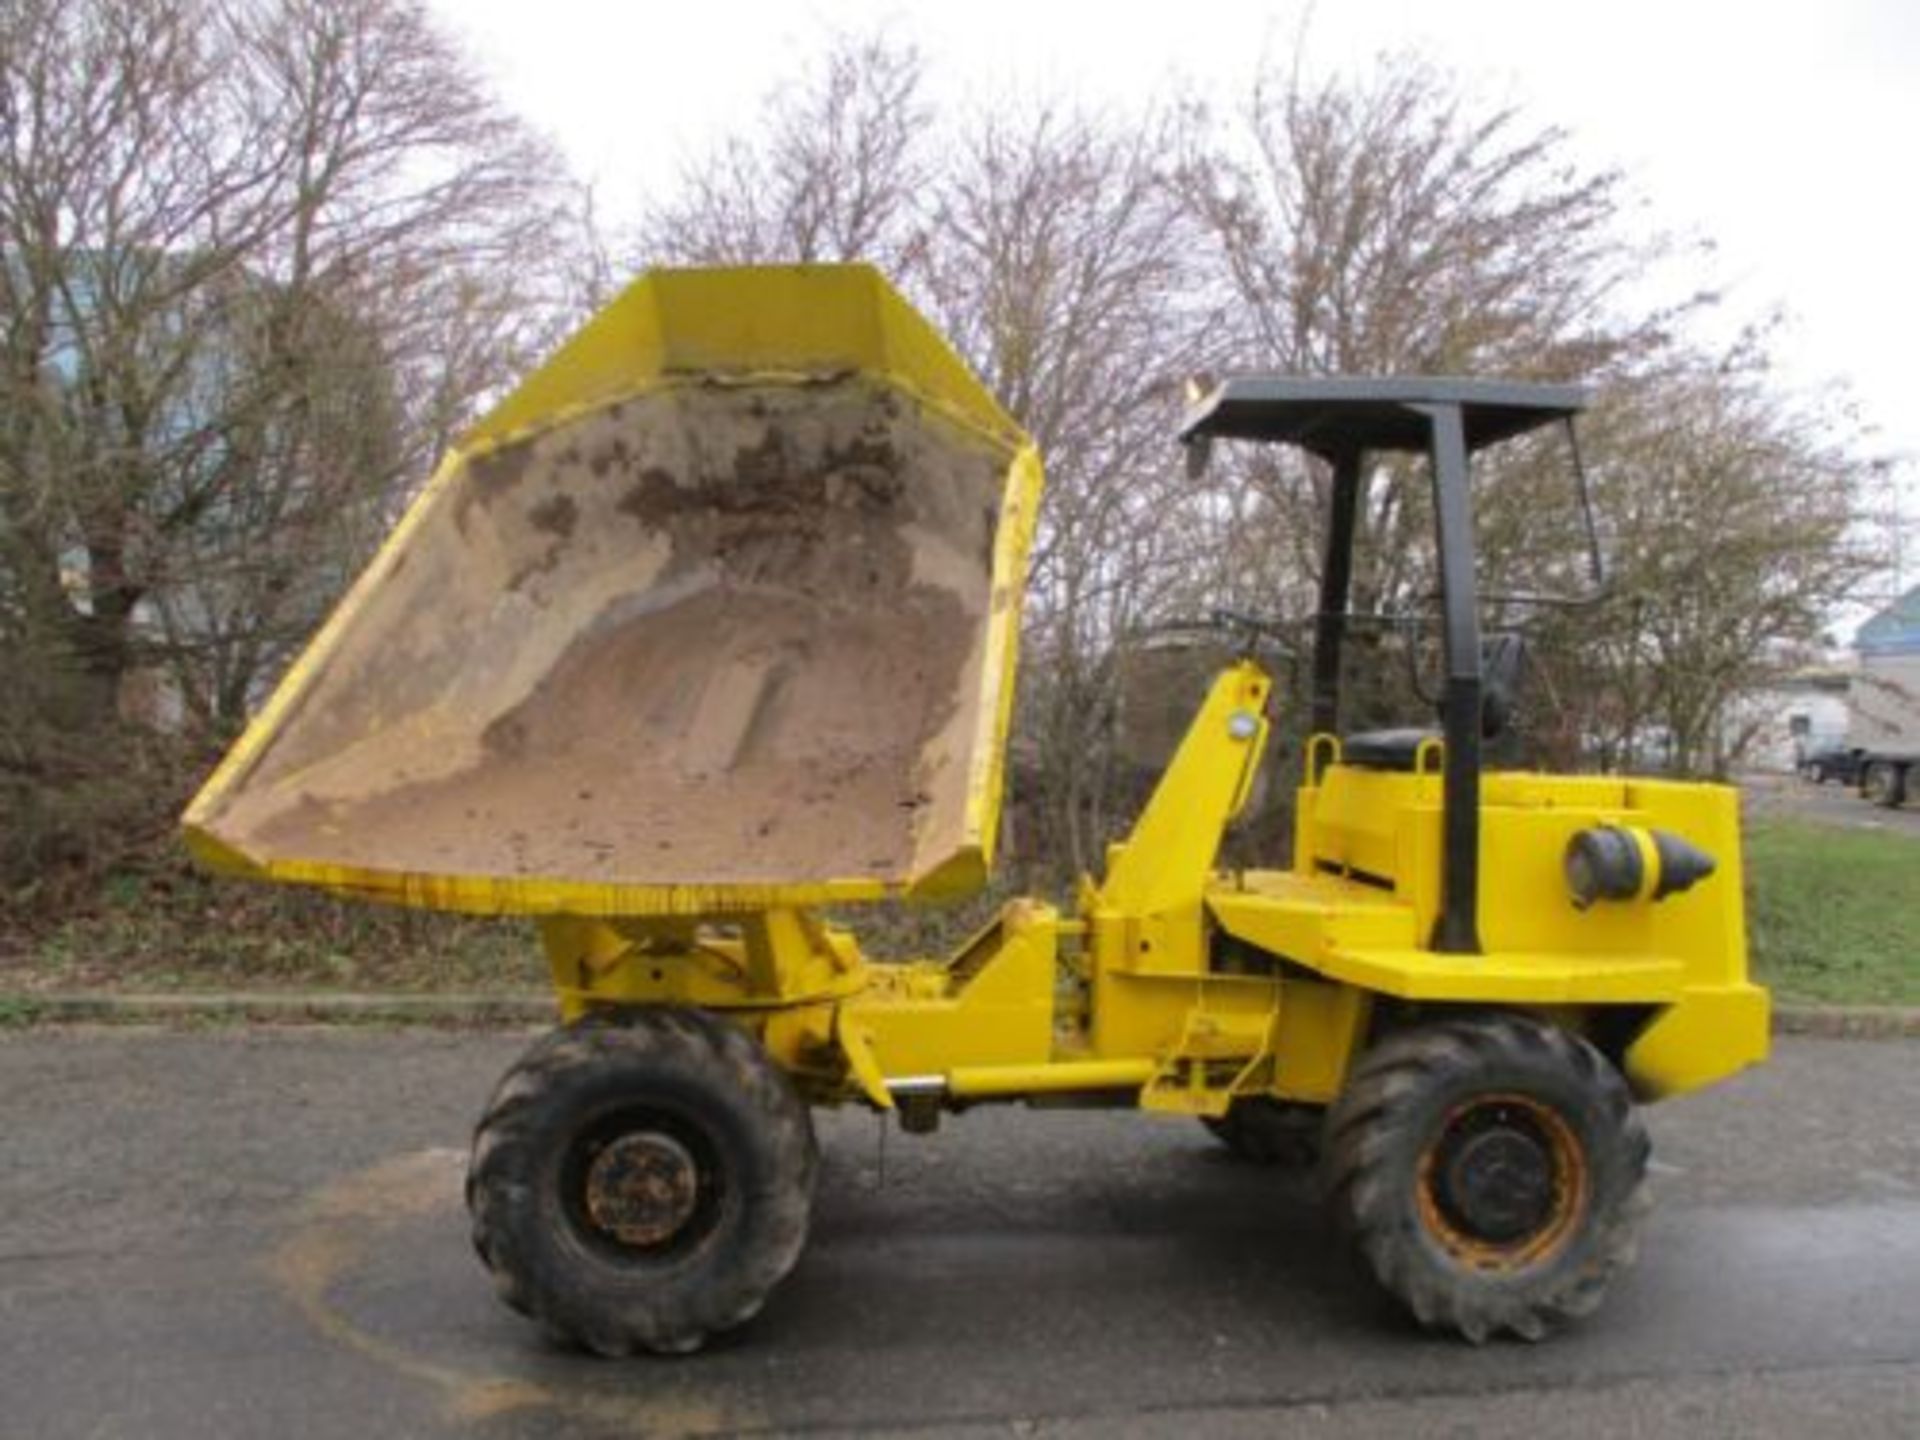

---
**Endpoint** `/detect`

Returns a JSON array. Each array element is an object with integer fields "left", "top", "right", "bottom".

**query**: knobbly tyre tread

[
  {"left": 466, "top": 1007, "right": 817, "bottom": 1356},
  {"left": 1325, "top": 1012, "right": 1650, "bottom": 1344}
]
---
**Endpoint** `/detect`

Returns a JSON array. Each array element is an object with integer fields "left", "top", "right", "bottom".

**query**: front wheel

[
  {"left": 466, "top": 1008, "right": 817, "bottom": 1356},
  {"left": 1325, "top": 1013, "right": 1649, "bottom": 1343}
]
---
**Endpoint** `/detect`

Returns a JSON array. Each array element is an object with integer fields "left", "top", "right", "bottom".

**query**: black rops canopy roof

[{"left": 1179, "top": 376, "right": 1588, "bottom": 461}]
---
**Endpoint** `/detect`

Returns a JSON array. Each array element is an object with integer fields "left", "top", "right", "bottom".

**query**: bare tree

[
  {"left": 0, "top": 0, "right": 576, "bottom": 888},
  {"left": 919, "top": 103, "right": 1216, "bottom": 869},
  {"left": 1166, "top": 51, "right": 1877, "bottom": 777},
  {"left": 635, "top": 31, "right": 928, "bottom": 272},
  {"left": 1521, "top": 339, "right": 1886, "bottom": 774},
  {"left": 169, "top": 0, "right": 574, "bottom": 725},
  {"left": 1180, "top": 53, "right": 1677, "bottom": 379},
  {"left": 1174, "top": 54, "right": 1685, "bottom": 653}
]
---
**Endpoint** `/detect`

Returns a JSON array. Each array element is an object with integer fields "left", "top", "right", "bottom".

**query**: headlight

[{"left": 1565, "top": 825, "right": 1715, "bottom": 910}]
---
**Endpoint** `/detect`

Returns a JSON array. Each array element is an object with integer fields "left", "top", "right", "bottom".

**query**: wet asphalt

[{"left": 1, "top": 1028, "right": 1916, "bottom": 1438}]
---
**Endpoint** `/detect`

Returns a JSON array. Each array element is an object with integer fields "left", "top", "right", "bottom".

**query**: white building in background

[
  {"left": 1726, "top": 587, "right": 1920, "bottom": 775},
  {"left": 1721, "top": 670, "right": 1851, "bottom": 773},
  {"left": 1847, "top": 584, "right": 1920, "bottom": 775}
]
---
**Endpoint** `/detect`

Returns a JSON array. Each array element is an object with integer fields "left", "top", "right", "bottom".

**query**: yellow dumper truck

[{"left": 185, "top": 264, "right": 1769, "bottom": 1353}]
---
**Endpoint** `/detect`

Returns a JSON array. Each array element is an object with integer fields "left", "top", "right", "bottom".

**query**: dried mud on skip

[{"left": 211, "top": 377, "right": 1011, "bottom": 890}]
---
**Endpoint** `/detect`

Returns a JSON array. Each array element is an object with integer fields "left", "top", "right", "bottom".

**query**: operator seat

[
  {"left": 1340, "top": 633, "right": 1526, "bottom": 772},
  {"left": 1341, "top": 728, "right": 1440, "bottom": 771}
]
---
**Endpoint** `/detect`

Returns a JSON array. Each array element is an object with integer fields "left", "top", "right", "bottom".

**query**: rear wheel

[
  {"left": 1201, "top": 1098, "right": 1323, "bottom": 1166},
  {"left": 1326, "top": 1013, "right": 1649, "bottom": 1343},
  {"left": 1863, "top": 760, "right": 1906, "bottom": 808},
  {"left": 467, "top": 1008, "right": 816, "bottom": 1356}
]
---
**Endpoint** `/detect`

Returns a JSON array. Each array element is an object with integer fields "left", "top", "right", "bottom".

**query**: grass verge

[
  {"left": 1745, "top": 818, "right": 1920, "bottom": 1006},
  {"left": 2, "top": 846, "right": 541, "bottom": 994}
]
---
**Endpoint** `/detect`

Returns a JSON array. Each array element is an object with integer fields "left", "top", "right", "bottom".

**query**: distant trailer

[{"left": 1846, "top": 589, "right": 1920, "bottom": 808}]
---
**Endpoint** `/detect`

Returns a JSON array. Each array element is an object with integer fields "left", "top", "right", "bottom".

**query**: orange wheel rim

[{"left": 1414, "top": 1092, "right": 1589, "bottom": 1272}]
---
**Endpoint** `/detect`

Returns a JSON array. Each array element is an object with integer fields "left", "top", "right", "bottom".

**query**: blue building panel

[{"left": 1858, "top": 585, "right": 1920, "bottom": 657}]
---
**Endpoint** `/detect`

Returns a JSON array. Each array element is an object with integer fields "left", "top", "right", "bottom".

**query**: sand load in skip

[{"left": 184, "top": 266, "right": 1042, "bottom": 914}]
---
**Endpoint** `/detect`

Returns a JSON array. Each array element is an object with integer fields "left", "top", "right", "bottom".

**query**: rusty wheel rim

[
  {"left": 561, "top": 1109, "right": 726, "bottom": 1261},
  {"left": 1415, "top": 1092, "right": 1588, "bottom": 1272},
  {"left": 582, "top": 1131, "right": 702, "bottom": 1247}
]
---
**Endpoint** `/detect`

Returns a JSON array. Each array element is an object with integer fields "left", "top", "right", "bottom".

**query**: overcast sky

[{"left": 439, "top": 0, "right": 1917, "bottom": 588}]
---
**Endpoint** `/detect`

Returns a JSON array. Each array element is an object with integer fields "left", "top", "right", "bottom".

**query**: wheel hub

[
  {"left": 1417, "top": 1093, "right": 1586, "bottom": 1267},
  {"left": 582, "top": 1131, "right": 701, "bottom": 1247},
  {"left": 1436, "top": 1123, "right": 1555, "bottom": 1243}
]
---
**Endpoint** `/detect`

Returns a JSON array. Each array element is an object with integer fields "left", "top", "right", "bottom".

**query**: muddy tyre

[
  {"left": 1326, "top": 1013, "right": 1649, "bottom": 1343},
  {"left": 467, "top": 1008, "right": 816, "bottom": 1356},
  {"left": 1201, "top": 1098, "right": 1323, "bottom": 1167}
]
